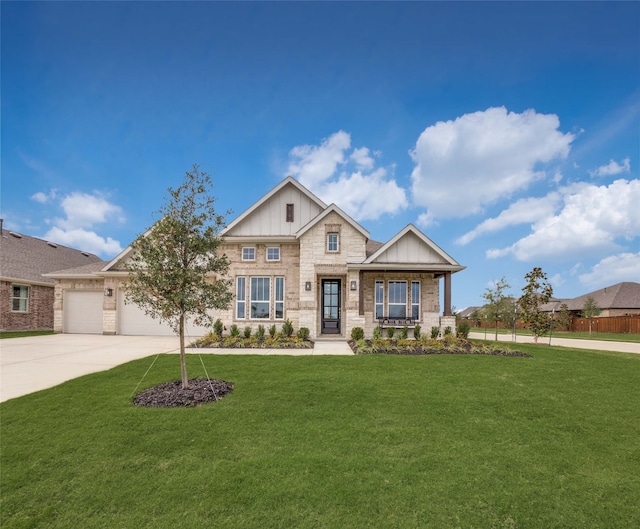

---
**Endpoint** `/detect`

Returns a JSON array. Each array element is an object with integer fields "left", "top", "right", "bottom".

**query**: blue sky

[{"left": 2, "top": 1, "right": 639, "bottom": 310}]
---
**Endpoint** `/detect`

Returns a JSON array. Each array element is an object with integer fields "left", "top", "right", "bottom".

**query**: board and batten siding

[{"left": 373, "top": 231, "right": 449, "bottom": 264}]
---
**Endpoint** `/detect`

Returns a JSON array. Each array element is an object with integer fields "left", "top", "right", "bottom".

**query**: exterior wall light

[
  {"left": 305, "top": 282, "right": 312, "bottom": 291},
  {"left": 104, "top": 288, "right": 113, "bottom": 297},
  {"left": 350, "top": 280, "right": 357, "bottom": 291}
]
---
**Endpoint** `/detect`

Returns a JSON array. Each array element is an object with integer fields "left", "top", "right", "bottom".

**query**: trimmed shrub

[
  {"left": 268, "top": 324, "right": 277, "bottom": 338},
  {"left": 213, "top": 319, "right": 224, "bottom": 338},
  {"left": 457, "top": 321, "right": 470, "bottom": 339},
  {"left": 373, "top": 326, "right": 382, "bottom": 339},
  {"left": 230, "top": 324, "right": 240, "bottom": 337},
  {"left": 413, "top": 324, "right": 421, "bottom": 340},
  {"left": 256, "top": 324, "right": 265, "bottom": 340},
  {"left": 431, "top": 326, "right": 440, "bottom": 339},
  {"left": 297, "top": 327, "right": 310, "bottom": 340},
  {"left": 398, "top": 326, "right": 409, "bottom": 340},
  {"left": 444, "top": 326, "right": 452, "bottom": 336},
  {"left": 281, "top": 319, "right": 294, "bottom": 338},
  {"left": 386, "top": 326, "right": 395, "bottom": 339},
  {"left": 351, "top": 327, "right": 364, "bottom": 341},
  {"left": 243, "top": 326, "right": 252, "bottom": 339}
]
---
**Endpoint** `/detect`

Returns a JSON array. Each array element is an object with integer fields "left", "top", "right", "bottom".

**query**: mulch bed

[
  {"left": 133, "top": 378, "right": 234, "bottom": 408},
  {"left": 348, "top": 340, "right": 532, "bottom": 357}
]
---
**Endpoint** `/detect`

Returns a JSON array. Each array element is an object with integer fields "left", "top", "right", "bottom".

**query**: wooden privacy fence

[{"left": 571, "top": 315, "right": 640, "bottom": 334}]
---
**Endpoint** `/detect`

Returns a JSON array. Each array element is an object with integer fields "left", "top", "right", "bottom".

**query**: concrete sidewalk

[
  {"left": 0, "top": 334, "right": 353, "bottom": 402},
  {"left": 469, "top": 332, "right": 640, "bottom": 354}
]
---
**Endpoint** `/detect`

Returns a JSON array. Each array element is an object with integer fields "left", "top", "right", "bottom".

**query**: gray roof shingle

[{"left": 0, "top": 227, "right": 103, "bottom": 285}]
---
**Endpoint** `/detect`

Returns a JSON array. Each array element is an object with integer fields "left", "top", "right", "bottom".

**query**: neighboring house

[
  {"left": 541, "top": 282, "right": 640, "bottom": 316},
  {"left": 47, "top": 177, "right": 465, "bottom": 338},
  {"left": 0, "top": 222, "right": 102, "bottom": 331}
]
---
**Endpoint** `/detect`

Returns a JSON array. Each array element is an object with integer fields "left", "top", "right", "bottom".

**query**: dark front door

[{"left": 321, "top": 279, "right": 341, "bottom": 334}]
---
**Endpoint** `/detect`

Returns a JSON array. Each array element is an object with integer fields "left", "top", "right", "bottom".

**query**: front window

[
  {"left": 275, "top": 277, "right": 284, "bottom": 319},
  {"left": 388, "top": 281, "right": 407, "bottom": 318},
  {"left": 11, "top": 285, "right": 29, "bottom": 312},
  {"left": 236, "top": 277, "right": 246, "bottom": 319},
  {"left": 327, "top": 233, "right": 339, "bottom": 252},
  {"left": 242, "top": 247, "right": 255, "bottom": 261},
  {"left": 266, "top": 247, "right": 280, "bottom": 261},
  {"left": 411, "top": 281, "right": 421, "bottom": 320},
  {"left": 375, "top": 281, "right": 384, "bottom": 319},
  {"left": 250, "top": 277, "right": 270, "bottom": 319}
]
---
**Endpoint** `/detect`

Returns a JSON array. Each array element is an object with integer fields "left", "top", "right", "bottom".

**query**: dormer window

[{"left": 286, "top": 203, "right": 294, "bottom": 222}]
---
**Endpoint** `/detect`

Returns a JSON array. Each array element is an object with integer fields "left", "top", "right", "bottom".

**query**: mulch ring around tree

[{"left": 133, "top": 378, "right": 234, "bottom": 408}]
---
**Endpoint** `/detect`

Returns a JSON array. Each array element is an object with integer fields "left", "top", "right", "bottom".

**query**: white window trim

[
  {"left": 387, "top": 280, "right": 408, "bottom": 319},
  {"left": 327, "top": 233, "right": 339, "bottom": 253},
  {"left": 250, "top": 277, "right": 271, "bottom": 320},
  {"left": 375, "top": 280, "right": 384, "bottom": 320},
  {"left": 242, "top": 247, "right": 256, "bottom": 261},
  {"left": 275, "top": 276, "right": 285, "bottom": 320},
  {"left": 11, "top": 284, "right": 29, "bottom": 313},
  {"left": 236, "top": 277, "right": 246, "bottom": 319},
  {"left": 266, "top": 247, "right": 280, "bottom": 262},
  {"left": 411, "top": 281, "right": 421, "bottom": 320}
]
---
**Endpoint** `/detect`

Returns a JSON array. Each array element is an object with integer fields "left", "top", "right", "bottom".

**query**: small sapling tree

[
  {"left": 481, "top": 276, "right": 511, "bottom": 341},
  {"left": 581, "top": 296, "right": 601, "bottom": 335},
  {"left": 518, "top": 267, "right": 553, "bottom": 343},
  {"left": 124, "top": 165, "right": 233, "bottom": 389}
]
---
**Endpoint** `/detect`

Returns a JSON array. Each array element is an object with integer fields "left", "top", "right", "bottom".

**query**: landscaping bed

[
  {"left": 190, "top": 334, "right": 313, "bottom": 349},
  {"left": 133, "top": 378, "right": 234, "bottom": 407}
]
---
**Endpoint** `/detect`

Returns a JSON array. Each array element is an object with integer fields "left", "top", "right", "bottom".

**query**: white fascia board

[
  {"left": 1, "top": 276, "right": 54, "bottom": 287},
  {"left": 222, "top": 236, "right": 297, "bottom": 244},
  {"left": 296, "top": 203, "right": 370, "bottom": 239},
  {"left": 348, "top": 263, "right": 466, "bottom": 273}
]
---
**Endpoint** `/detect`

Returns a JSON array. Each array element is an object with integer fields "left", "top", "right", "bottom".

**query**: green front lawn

[
  {"left": 0, "top": 330, "right": 54, "bottom": 339},
  {"left": 471, "top": 327, "right": 640, "bottom": 343},
  {"left": 2, "top": 346, "right": 638, "bottom": 528}
]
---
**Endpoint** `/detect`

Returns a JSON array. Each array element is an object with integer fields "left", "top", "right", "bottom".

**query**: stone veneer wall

[{"left": 0, "top": 281, "right": 54, "bottom": 331}]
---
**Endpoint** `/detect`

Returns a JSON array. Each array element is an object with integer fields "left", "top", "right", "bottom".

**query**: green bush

[
  {"left": 413, "top": 324, "right": 421, "bottom": 340},
  {"left": 268, "top": 324, "right": 277, "bottom": 338},
  {"left": 213, "top": 318, "right": 224, "bottom": 338},
  {"left": 230, "top": 324, "right": 240, "bottom": 337},
  {"left": 281, "top": 319, "right": 294, "bottom": 338},
  {"left": 398, "top": 326, "right": 409, "bottom": 340},
  {"left": 256, "top": 324, "right": 265, "bottom": 340},
  {"left": 431, "top": 326, "right": 440, "bottom": 339},
  {"left": 444, "top": 326, "right": 452, "bottom": 336},
  {"left": 386, "top": 327, "right": 395, "bottom": 339},
  {"left": 297, "top": 327, "right": 310, "bottom": 340},
  {"left": 373, "top": 326, "right": 382, "bottom": 339},
  {"left": 351, "top": 327, "right": 365, "bottom": 341},
  {"left": 457, "top": 321, "right": 470, "bottom": 339},
  {"left": 244, "top": 326, "right": 252, "bottom": 339}
]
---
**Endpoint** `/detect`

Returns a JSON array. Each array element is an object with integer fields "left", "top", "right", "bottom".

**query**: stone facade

[{"left": 0, "top": 281, "right": 54, "bottom": 331}]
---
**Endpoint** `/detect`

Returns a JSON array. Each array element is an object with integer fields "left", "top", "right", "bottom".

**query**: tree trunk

[{"left": 179, "top": 314, "right": 188, "bottom": 389}]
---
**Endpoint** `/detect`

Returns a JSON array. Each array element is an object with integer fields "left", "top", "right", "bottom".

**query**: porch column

[{"left": 443, "top": 272, "right": 452, "bottom": 316}]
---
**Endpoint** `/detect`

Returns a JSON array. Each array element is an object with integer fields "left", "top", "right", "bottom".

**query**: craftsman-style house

[{"left": 48, "top": 177, "right": 465, "bottom": 338}]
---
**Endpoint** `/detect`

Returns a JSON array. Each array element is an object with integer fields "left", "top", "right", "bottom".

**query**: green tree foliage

[
  {"left": 481, "top": 276, "right": 512, "bottom": 340},
  {"left": 555, "top": 303, "right": 573, "bottom": 332},
  {"left": 518, "top": 267, "right": 553, "bottom": 343},
  {"left": 124, "top": 165, "right": 233, "bottom": 389},
  {"left": 581, "top": 296, "right": 601, "bottom": 335}
]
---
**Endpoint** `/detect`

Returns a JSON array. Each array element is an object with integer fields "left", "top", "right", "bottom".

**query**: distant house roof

[
  {"left": 541, "top": 282, "right": 640, "bottom": 312},
  {"left": 458, "top": 306, "right": 481, "bottom": 318},
  {"left": 0, "top": 226, "right": 102, "bottom": 286},
  {"left": 43, "top": 260, "right": 109, "bottom": 279}
]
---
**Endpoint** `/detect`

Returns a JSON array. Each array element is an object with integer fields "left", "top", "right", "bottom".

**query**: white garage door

[
  {"left": 64, "top": 290, "right": 103, "bottom": 334},
  {"left": 117, "top": 295, "right": 211, "bottom": 337}
]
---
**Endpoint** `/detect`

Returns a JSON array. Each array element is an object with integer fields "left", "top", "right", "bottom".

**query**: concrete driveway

[{"left": 0, "top": 334, "right": 354, "bottom": 402}]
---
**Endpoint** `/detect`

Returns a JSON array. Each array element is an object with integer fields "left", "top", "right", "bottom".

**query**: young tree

[
  {"left": 581, "top": 296, "right": 601, "bottom": 335},
  {"left": 518, "top": 267, "right": 553, "bottom": 343},
  {"left": 481, "top": 277, "right": 511, "bottom": 340},
  {"left": 124, "top": 165, "right": 233, "bottom": 389},
  {"left": 556, "top": 303, "right": 573, "bottom": 332}
]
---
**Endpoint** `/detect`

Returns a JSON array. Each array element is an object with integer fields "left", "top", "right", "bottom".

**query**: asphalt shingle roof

[{"left": 0, "top": 227, "right": 103, "bottom": 285}]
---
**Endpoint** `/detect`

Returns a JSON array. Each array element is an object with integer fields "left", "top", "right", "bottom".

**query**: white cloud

[
  {"left": 31, "top": 190, "right": 125, "bottom": 258},
  {"left": 287, "top": 131, "right": 407, "bottom": 221},
  {"left": 56, "top": 192, "right": 125, "bottom": 230},
  {"left": 456, "top": 194, "right": 561, "bottom": 245},
  {"left": 410, "top": 107, "right": 575, "bottom": 219},
  {"left": 579, "top": 252, "right": 640, "bottom": 288},
  {"left": 30, "top": 189, "right": 57, "bottom": 204},
  {"left": 589, "top": 157, "right": 631, "bottom": 177},
  {"left": 43, "top": 226, "right": 123, "bottom": 257},
  {"left": 487, "top": 179, "right": 640, "bottom": 261}
]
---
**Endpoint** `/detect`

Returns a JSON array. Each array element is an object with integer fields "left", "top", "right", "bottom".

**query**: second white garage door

[{"left": 117, "top": 295, "right": 211, "bottom": 337}]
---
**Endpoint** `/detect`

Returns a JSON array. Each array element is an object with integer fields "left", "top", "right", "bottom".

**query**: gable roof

[
  {"left": 0, "top": 226, "right": 102, "bottom": 286},
  {"left": 295, "top": 203, "right": 370, "bottom": 240},
  {"left": 43, "top": 260, "right": 110, "bottom": 279},
  {"left": 565, "top": 282, "right": 640, "bottom": 311},
  {"left": 361, "top": 224, "right": 463, "bottom": 271},
  {"left": 221, "top": 176, "right": 327, "bottom": 238}
]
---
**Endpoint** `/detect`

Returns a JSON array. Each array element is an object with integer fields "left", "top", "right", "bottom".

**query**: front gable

[
  {"left": 365, "top": 224, "right": 461, "bottom": 268},
  {"left": 222, "top": 176, "right": 327, "bottom": 238}
]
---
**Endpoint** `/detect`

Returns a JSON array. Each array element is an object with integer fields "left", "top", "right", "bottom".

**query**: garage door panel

[
  {"left": 117, "top": 296, "right": 211, "bottom": 337},
  {"left": 64, "top": 291, "right": 103, "bottom": 334}
]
